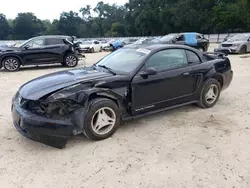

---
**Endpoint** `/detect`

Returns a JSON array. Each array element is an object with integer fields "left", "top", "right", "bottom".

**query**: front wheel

[
  {"left": 3, "top": 57, "right": 21, "bottom": 72},
  {"left": 83, "top": 98, "right": 121, "bottom": 140},
  {"left": 197, "top": 79, "right": 221, "bottom": 108},
  {"left": 63, "top": 54, "right": 78, "bottom": 67},
  {"left": 239, "top": 45, "right": 247, "bottom": 54}
]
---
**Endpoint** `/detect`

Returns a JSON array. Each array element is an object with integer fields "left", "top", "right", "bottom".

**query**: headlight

[
  {"left": 232, "top": 44, "right": 240, "bottom": 47},
  {"left": 28, "top": 99, "right": 81, "bottom": 119}
]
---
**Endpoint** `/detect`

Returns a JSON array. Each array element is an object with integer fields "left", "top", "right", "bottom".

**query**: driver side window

[
  {"left": 26, "top": 38, "right": 45, "bottom": 48},
  {"left": 176, "top": 35, "right": 184, "bottom": 41},
  {"left": 146, "top": 49, "right": 188, "bottom": 71}
]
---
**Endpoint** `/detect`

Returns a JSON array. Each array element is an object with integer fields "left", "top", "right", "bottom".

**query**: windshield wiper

[{"left": 98, "top": 65, "right": 116, "bottom": 75}]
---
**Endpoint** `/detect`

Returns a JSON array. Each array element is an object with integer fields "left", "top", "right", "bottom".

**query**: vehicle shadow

[
  {"left": 66, "top": 104, "right": 200, "bottom": 149},
  {"left": 119, "top": 104, "right": 200, "bottom": 131}
]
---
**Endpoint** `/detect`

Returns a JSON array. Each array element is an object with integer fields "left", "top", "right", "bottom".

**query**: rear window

[
  {"left": 186, "top": 50, "right": 200, "bottom": 63},
  {"left": 46, "top": 38, "right": 64, "bottom": 45}
]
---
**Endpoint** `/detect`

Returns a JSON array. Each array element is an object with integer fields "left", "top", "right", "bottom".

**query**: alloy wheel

[
  {"left": 205, "top": 84, "right": 219, "bottom": 104},
  {"left": 4, "top": 58, "right": 19, "bottom": 71},
  {"left": 65, "top": 56, "right": 77, "bottom": 67},
  {"left": 91, "top": 107, "right": 116, "bottom": 135}
]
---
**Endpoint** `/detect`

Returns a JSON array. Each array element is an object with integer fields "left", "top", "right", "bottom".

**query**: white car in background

[{"left": 79, "top": 40, "right": 102, "bottom": 53}]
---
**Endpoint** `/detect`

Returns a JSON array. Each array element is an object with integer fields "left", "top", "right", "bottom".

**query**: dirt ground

[{"left": 0, "top": 44, "right": 250, "bottom": 188}]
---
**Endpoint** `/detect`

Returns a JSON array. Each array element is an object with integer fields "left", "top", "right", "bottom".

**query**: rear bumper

[
  {"left": 11, "top": 101, "right": 75, "bottom": 148},
  {"left": 222, "top": 69, "right": 233, "bottom": 91}
]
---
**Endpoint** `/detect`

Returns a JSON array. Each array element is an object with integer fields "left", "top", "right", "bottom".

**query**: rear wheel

[
  {"left": 63, "top": 54, "right": 78, "bottom": 67},
  {"left": 83, "top": 98, "right": 121, "bottom": 140},
  {"left": 3, "top": 57, "right": 21, "bottom": 72},
  {"left": 91, "top": 48, "right": 95, "bottom": 53},
  {"left": 239, "top": 45, "right": 247, "bottom": 54},
  {"left": 197, "top": 79, "right": 221, "bottom": 108}
]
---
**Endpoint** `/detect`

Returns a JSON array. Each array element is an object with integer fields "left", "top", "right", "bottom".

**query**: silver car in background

[{"left": 215, "top": 34, "right": 250, "bottom": 54}]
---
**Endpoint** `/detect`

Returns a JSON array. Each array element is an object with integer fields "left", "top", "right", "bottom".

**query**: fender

[
  {"left": 0, "top": 54, "right": 23, "bottom": 66},
  {"left": 70, "top": 87, "right": 129, "bottom": 130},
  {"left": 200, "top": 67, "right": 224, "bottom": 91}
]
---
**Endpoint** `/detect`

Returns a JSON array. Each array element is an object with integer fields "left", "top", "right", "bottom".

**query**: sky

[{"left": 0, "top": 0, "right": 128, "bottom": 20}]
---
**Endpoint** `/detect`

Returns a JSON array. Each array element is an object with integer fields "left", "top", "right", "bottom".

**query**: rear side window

[
  {"left": 186, "top": 50, "right": 200, "bottom": 63},
  {"left": 46, "top": 38, "right": 64, "bottom": 45}
]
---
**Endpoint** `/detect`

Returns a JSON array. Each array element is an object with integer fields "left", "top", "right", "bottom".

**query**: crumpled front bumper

[{"left": 11, "top": 100, "right": 75, "bottom": 148}]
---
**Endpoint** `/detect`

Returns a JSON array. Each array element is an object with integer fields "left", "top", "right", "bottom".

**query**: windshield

[
  {"left": 96, "top": 48, "right": 149, "bottom": 73},
  {"left": 159, "top": 35, "right": 177, "bottom": 42},
  {"left": 16, "top": 38, "right": 32, "bottom": 47},
  {"left": 229, "top": 34, "right": 249, "bottom": 41}
]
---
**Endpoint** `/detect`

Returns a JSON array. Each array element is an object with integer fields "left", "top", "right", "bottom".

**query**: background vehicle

[
  {"left": 130, "top": 38, "right": 152, "bottom": 45},
  {"left": 214, "top": 33, "right": 250, "bottom": 54},
  {"left": 12, "top": 44, "right": 233, "bottom": 148},
  {"left": 0, "top": 35, "right": 83, "bottom": 71},
  {"left": 101, "top": 39, "right": 116, "bottom": 51},
  {"left": 79, "top": 40, "right": 102, "bottom": 53},
  {"left": 120, "top": 38, "right": 138, "bottom": 45},
  {"left": 102, "top": 39, "right": 125, "bottom": 51},
  {"left": 150, "top": 33, "right": 210, "bottom": 52}
]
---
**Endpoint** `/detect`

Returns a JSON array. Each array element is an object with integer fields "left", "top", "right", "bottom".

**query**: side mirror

[
  {"left": 140, "top": 67, "right": 157, "bottom": 77},
  {"left": 23, "top": 45, "right": 30, "bottom": 49}
]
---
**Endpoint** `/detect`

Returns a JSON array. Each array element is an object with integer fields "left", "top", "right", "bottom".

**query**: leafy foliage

[{"left": 0, "top": 0, "right": 249, "bottom": 40}]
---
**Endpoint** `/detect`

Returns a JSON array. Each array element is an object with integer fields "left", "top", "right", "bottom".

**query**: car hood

[
  {"left": 0, "top": 46, "right": 21, "bottom": 52},
  {"left": 222, "top": 40, "right": 244, "bottom": 45},
  {"left": 19, "top": 68, "right": 113, "bottom": 100}
]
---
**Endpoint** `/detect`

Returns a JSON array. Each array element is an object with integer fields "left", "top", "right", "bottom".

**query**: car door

[
  {"left": 131, "top": 48, "right": 196, "bottom": 115},
  {"left": 43, "top": 38, "right": 66, "bottom": 63},
  {"left": 21, "top": 38, "right": 47, "bottom": 65}
]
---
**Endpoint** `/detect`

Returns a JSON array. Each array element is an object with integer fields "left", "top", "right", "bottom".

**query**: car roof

[
  {"left": 31, "top": 35, "right": 71, "bottom": 40},
  {"left": 124, "top": 43, "right": 200, "bottom": 52}
]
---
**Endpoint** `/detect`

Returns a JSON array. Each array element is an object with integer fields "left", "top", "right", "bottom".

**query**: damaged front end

[{"left": 12, "top": 83, "right": 91, "bottom": 148}]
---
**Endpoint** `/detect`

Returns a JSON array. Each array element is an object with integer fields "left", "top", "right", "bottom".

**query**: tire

[
  {"left": 239, "top": 45, "right": 247, "bottom": 54},
  {"left": 197, "top": 78, "right": 221, "bottom": 108},
  {"left": 91, "top": 48, "right": 95, "bottom": 53},
  {"left": 84, "top": 98, "right": 121, "bottom": 141},
  {"left": 99, "top": 47, "right": 102, "bottom": 52},
  {"left": 3, "top": 57, "right": 21, "bottom": 72},
  {"left": 63, "top": 53, "right": 78, "bottom": 67}
]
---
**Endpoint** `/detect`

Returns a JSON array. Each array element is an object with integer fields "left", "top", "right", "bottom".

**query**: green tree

[
  {"left": 0, "top": 14, "right": 10, "bottom": 40},
  {"left": 12, "top": 12, "right": 44, "bottom": 39},
  {"left": 57, "top": 11, "right": 82, "bottom": 37},
  {"left": 111, "top": 22, "right": 125, "bottom": 36}
]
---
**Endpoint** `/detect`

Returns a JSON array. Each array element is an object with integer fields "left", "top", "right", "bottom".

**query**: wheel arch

[
  {"left": 1, "top": 55, "right": 23, "bottom": 66},
  {"left": 87, "top": 90, "right": 128, "bottom": 116},
  {"left": 211, "top": 74, "right": 223, "bottom": 88},
  {"left": 88, "top": 92, "right": 120, "bottom": 107}
]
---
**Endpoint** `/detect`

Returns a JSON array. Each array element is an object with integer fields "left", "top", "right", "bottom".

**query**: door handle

[{"left": 183, "top": 72, "right": 190, "bottom": 76}]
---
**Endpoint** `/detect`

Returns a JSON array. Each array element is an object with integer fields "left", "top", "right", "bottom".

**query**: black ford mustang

[{"left": 11, "top": 44, "right": 233, "bottom": 148}]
